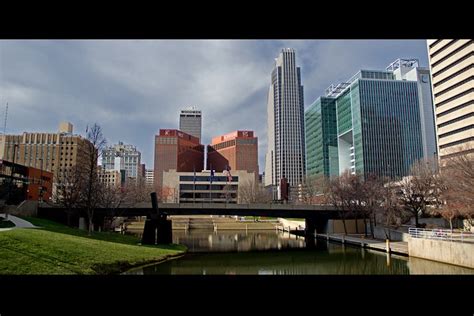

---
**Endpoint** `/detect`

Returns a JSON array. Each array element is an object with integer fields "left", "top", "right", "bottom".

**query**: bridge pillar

[
  {"left": 315, "top": 219, "right": 328, "bottom": 235},
  {"left": 305, "top": 218, "right": 317, "bottom": 236}
]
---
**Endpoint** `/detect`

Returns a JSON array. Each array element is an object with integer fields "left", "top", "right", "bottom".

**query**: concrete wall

[
  {"left": 327, "top": 219, "right": 365, "bottom": 234},
  {"left": 408, "top": 237, "right": 474, "bottom": 269},
  {"left": 7, "top": 200, "right": 38, "bottom": 217},
  {"left": 368, "top": 225, "right": 410, "bottom": 242}
]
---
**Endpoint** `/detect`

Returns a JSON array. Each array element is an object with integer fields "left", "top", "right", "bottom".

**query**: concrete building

[
  {"left": 207, "top": 130, "right": 258, "bottom": 180},
  {"left": 97, "top": 165, "right": 121, "bottom": 188},
  {"left": 265, "top": 48, "right": 306, "bottom": 195},
  {"left": 179, "top": 107, "right": 202, "bottom": 142},
  {"left": 154, "top": 129, "right": 204, "bottom": 193},
  {"left": 145, "top": 169, "right": 154, "bottom": 187},
  {"left": 305, "top": 59, "right": 437, "bottom": 180},
  {"left": 102, "top": 142, "right": 141, "bottom": 181},
  {"left": 161, "top": 169, "right": 256, "bottom": 204},
  {"left": 0, "top": 122, "right": 93, "bottom": 184},
  {"left": 427, "top": 39, "right": 473, "bottom": 160}
]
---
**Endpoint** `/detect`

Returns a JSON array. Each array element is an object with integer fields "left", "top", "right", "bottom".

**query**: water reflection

[{"left": 124, "top": 230, "right": 474, "bottom": 275}]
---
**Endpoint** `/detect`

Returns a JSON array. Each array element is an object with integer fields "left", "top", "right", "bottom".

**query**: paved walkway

[
  {"left": 317, "top": 233, "right": 408, "bottom": 256},
  {"left": 0, "top": 214, "right": 37, "bottom": 231}
]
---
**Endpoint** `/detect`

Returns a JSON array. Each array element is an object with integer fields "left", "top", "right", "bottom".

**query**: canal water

[{"left": 125, "top": 229, "right": 474, "bottom": 275}]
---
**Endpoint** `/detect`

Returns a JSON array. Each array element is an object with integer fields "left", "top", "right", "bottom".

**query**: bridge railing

[{"left": 408, "top": 227, "right": 474, "bottom": 243}]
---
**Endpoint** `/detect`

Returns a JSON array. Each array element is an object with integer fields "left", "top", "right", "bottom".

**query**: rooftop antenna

[{"left": 3, "top": 102, "right": 8, "bottom": 135}]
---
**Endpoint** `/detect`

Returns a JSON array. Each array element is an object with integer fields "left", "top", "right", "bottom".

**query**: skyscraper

[
  {"left": 305, "top": 59, "right": 436, "bottom": 180},
  {"left": 305, "top": 97, "right": 339, "bottom": 178},
  {"left": 264, "top": 48, "right": 305, "bottom": 194},
  {"left": 427, "top": 39, "right": 473, "bottom": 160},
  {"left": 179, "top": 107, "right": 202, "bottom": 142}
]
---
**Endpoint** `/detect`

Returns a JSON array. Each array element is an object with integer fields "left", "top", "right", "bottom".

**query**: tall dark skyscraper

[{"left": 264, "top": 48, "right": 306, "bottom": 195}]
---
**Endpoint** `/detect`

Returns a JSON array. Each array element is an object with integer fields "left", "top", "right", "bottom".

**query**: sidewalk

[
  {"left": 316, "top": 233, "right": 408, "bottom": 256},
  {"left": 0, "top": 214, "right": 37, "bottom": 231}
]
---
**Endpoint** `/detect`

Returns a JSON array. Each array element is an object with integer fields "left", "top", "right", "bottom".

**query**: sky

[{"left": 0, "top": 40, "right": 429, "bottom": 171}]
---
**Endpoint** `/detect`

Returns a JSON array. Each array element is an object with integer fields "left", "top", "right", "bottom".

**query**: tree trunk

[
  {"left": 342, "top": 217, "right": 347, "bottom": 235},
  {"left": 88, "top": 210, "right": 93, "bottom": 236},
  {"left": 415, "top": 211, "right": 419, "bottom": 228}
]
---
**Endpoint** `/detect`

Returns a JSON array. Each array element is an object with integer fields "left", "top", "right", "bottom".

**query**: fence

[{"left": 409, "top": 227, "right": 474, "bottom": 243}]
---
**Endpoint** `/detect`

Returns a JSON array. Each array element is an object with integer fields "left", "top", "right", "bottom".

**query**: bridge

[{"left": 38, "top": 199, "right": 357, "bottom": 246}]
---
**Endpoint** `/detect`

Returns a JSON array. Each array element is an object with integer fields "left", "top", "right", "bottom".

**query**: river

[{"left": 124, "top": 229, "right": 474, "bottom": 275}]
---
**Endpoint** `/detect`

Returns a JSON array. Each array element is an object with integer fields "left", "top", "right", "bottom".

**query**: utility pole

[
  {"left": 6, "top": 144, "right": 18, "bottom": 219},
  {"left": 39, "top": 158, "right": 44, "bottom": 205}
]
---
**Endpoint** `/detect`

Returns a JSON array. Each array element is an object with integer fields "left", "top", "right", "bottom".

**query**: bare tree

[
  {"left": 398, "top": 158, "right": 443, "bottom": 227},
  {"left": 77, "top": 123, "right": 107, "bottom": 235},
  {"left": 239, "top": 180, "right": 272, "bottom": 204},
  {"left": 327, "top": 171, "right": 354, "bottom": 235},
  {"left": 53, "top": 167, "right": 83, "bottom": 226},
  {"left": 438, "top": 145, "right": 474, "bottom": 230},
  {"left": 376, "top": 180, "right": 409, "bottom": 239},
  {"left": 301, "top": 175, "right": 330, "bottom": 205}
]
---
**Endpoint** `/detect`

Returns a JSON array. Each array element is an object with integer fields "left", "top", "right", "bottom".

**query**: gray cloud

[{"left": 0, "top": 40, "right": 428, "bottom": 171}]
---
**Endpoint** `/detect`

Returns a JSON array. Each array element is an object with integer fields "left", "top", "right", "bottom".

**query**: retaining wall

[{"left": 408, "top": 237, "right": 474, "bottom": 269}]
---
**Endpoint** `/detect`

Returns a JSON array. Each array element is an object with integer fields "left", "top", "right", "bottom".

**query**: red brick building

[
  {"left": 207, "top": 130, "right": 258, "bottom": 178},
  {"left": 0, "top": 160, "right": 53, "bottom": 203},
  {"left": 154, "top": 129, "right": 204, "bottom": 192}
]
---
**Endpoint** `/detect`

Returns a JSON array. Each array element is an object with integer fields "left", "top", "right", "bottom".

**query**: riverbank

[
  {"left": 0, "top": 217, "right": 186, "bottom": 275},
  {"left": 315, "top": 233, "right": 409, "bottom": 256}
]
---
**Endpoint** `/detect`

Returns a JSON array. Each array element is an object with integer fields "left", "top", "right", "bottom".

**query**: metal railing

[{"left": 409, "top": 227, "right": 474, "bottom": 243}]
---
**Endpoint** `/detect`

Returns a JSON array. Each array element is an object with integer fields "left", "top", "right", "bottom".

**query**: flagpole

[{"left": 193, "top": 165, "right": 196, "bottom": 204}]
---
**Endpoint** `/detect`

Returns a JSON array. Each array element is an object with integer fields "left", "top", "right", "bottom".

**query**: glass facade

[
  {"left": 305, "top": 66, "right": 426, "bottom": 181},
  {"left": 305, "top": 97, "right": 338, "bottom": 178}
]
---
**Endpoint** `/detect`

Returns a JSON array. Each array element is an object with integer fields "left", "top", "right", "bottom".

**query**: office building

[
  {"left": 97, "top": 165, "right": 121, "bottom": 188},
  {"left": 179, "top": 107, "right": 202, "bottom": 142},
  {"left": 0, "top": 122, "right": 93, "bottom": 183},
  {"left": 207, "top": 130, "right": 258, "bottom": 180},
  {"left": 145, "top": 169, "right": 154, "bottom": 187},
  {"left": 154, "top": 129, "right": 204, "bottom": 192},
  {"left": 306, "top": 59, "right": 436, "bottom": 180},
  {"left": 161, "top": 169, "right": 256, "bottom": 204},
  {"left": 102, "top": 142, "right": 141, "bottom": 180},
  {"left": 265, "top": 48, "right": 306, "bottom": 194},
  {"left": 427, "top": 39, "right": 473, "bottom": 159},
  {"left": 305, "top": 97, "right": 338, "bottom": 178}
]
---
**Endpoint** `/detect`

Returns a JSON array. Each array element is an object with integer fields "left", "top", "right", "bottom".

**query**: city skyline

[{"left": 0, "top": 40, "right": 429, "bottom": 169}]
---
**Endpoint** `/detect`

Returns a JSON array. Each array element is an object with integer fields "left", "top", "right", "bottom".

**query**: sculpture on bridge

[{"left": 141, "top": 192, "right": 172, "bottom": 245}]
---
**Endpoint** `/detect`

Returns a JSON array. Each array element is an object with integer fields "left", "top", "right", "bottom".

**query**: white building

[
  {"left": 145, "top": 169, "right": 154, "bottom": 187},
  {"left": 102, "top": 141, "right": 141, "bottom": 181},
  {"left": 179, "top": 107, "right": 202, "bottom": 143},
  {"left": 161, "top": 169, "right": 256, "bottom": 204},
  {"left": 264, "top": 48, "right": 306, "bottom": 195}
]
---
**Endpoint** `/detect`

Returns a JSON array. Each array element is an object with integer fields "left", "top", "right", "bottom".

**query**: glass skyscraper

[
  {"left": 265, "top": 48, "right": 306, "bottom": 195},
  {"left": 305, "top": 59, "right": 436, "bottom": 180},
  {"left": 305, "top": 97, "right": 338, "bottom": 178}
]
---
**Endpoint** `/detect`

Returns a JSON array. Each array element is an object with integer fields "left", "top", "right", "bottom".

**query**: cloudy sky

[{"left": 0, "top": 40, "right": 429, "bottom": 170}]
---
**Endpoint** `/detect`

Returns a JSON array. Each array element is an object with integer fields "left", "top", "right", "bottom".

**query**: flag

[{"left": 210, "top": 168, "right": 215, "bottom": 183}]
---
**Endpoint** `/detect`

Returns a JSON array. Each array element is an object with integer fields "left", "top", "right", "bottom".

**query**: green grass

[{"left": 0, "top": 217, "right": 186, "bottom": 275}]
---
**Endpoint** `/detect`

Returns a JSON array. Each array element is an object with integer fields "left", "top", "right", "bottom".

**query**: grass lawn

[{"left": 0, "top": 217, "right": 186, "bottom": 275}]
